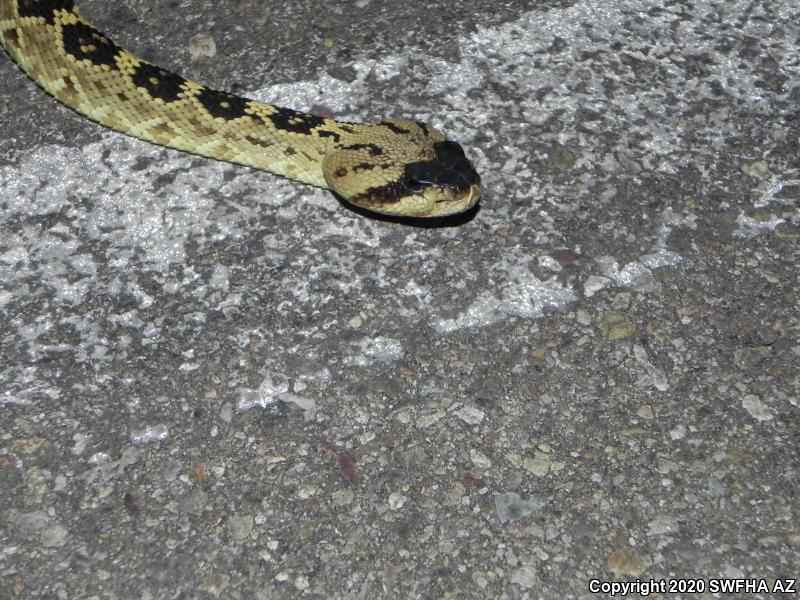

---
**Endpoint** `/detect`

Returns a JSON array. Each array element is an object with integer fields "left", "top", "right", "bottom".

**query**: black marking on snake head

[
  {"left": 132, "top": 63, "right": 187, "bottom": 103},
  {"left": 350, "top": 143, "right": 480, "bottom": 206},
  {"left": 267, "top": 107, "right": 325, "bottom": 135},
  {"left": 61, "top": 21, "right": 122, "bottom": 69},
  {"left": 17, "top": 0, "right": 75, "bottom": 25},
  {"left": 402, "top": 140, "right": 480, "bottom": 196},
  {"left": 245, "top": 135, "right": 274, "bottom": 149},
  {"left": 353, "top": 162, "right": 392, "bottom": 173},
  {"left": 352, "top": 181, "right": 407, "bottom": 205},
  {"left": 317, "top": 130, "right": 341, "bottom": 143},
  {"left": 58, "top": 75, "right": 79, "bottom": 99},
  {"left": 341, "top": 143, "right": 383, "bottom": 156},
  {"left": 1, "top": 28, "right": 21, "bottom": 51},
  {"left": 197, "top": 87, "right": 249, "bottom": 120},
  {"left": 378, "top": 121, "right": 410, "bottom": 135}
]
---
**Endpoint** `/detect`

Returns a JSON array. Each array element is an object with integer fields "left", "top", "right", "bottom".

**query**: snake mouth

[{"left": 447, "top": 180, "right": 481, "bottom": 208}]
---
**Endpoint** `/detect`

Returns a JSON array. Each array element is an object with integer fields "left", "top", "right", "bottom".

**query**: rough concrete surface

[{"left": 1, "top": 0, "right": 798, "bottom": 598}]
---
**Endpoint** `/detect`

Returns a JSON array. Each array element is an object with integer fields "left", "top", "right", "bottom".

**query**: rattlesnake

[{"left": 0, "top": 0, "right": 481, "bottom": 217}]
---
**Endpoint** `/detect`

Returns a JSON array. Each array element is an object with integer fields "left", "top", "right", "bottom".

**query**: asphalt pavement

[{"left": 1, "top": 0, "right": 798, "bottom": 598}]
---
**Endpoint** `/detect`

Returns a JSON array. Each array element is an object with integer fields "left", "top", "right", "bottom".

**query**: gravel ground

[{"left": 1, "top": 0, "right": 798, "bottom": 598}]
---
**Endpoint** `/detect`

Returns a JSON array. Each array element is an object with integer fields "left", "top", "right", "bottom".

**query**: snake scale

[{"left": 0, "top": 0, "right": 480, "bottom": 217}]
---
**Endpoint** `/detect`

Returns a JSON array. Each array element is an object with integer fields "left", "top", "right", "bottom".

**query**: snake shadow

[{"left": 335, "top": 194, "right": 482, "bottom": 228}]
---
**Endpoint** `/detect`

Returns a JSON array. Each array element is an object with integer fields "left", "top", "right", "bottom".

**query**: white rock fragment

[
  {"left": 346, "top": 336, "right": 404, "bottom": 367},
  {"left": 633, "top": 345, "right": 669, "bottom": 391},
  {"left": 331, "top": 490, "right": 354, "bottom": 507},
  {"left": 388, "top": 492, "right": 407, "bottom": 510},
  {"left": 227, "top": 514, "right": 254, "bottom": 542},
  {"left": 434, "top": 269, "right": 576, "bottom": 332},
  {"left": 641, "top": 249, "right": 684, "bottom": 269},
  {"left": 71, "top": 433, "right": 91, "bottom": 455},
  {"left": 130, "top": 424, "right": 169, "bottom": 445},
  {"left": 218, "top": 403, "right": 234, "bottom": 423},
  {"left": 647, "top": 515, "right": 680, "bottom": 536},
  {"left": 584, "top": 275, "right": 612, "bottom": 297},
  {"left": 41, "top": 524, "right": 69, "bottom": 547},
  {"left": 294, "top": 576, "right": 310, "bottom": 591},
  {"left": 495, "top": 492, "right": 546, "bottom": 523},
  {"left": 296, "top": 485, "right": 317, "bottom": 500},
  {"left": 280, "top": 393, "right": 316, "bottom": 420},
  {"left": 416, "top": 410, "right": 444, "bottom": 428},
  {"left": 734, "top": 212, "right": 786, "bottom": 239},
  {"left": 511, "top": 564, "right": 539, "bottom": 589},
  {"left": 740, "top": 160, "right": 770, "bottom": 179},
  {"left": 637, "top": 405, "right": 654, "bottom": 419},
  {"left": 522, "top": 452, "right": 553, "bottom": 477},
  {"left": 538, "top": 255, "right": 562, "bottom": 272},
  {"left": 741, "top": 395, "right": 773, "bottom": 421},
  {"left": 397, "top": 408, "right": 413, "bottom": 424},
  {"left": 669, "top": 424, "right": 686, "bottom": 441},
  {"left": 237, "top": 374, "right": 288, "bottom": 411},
  {"left": 454, "top": 406, "right": 485, "bottom": 425},
  {"left": 188, "top": 34, "right": 217, "bottom": 59},
  {"left": 470, "top": 449, "right": 492, "bottom": 469}
]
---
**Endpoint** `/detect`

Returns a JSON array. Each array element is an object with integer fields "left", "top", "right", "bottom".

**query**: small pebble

[
  {"left": 188, "top": 34, "right": 217, "bottom": 59},
  {"left": 495, "top": 492, "right": 546, "bottom": 523},
  {"left": 741, "top": 394, "right": 773, "bottom": 421}
]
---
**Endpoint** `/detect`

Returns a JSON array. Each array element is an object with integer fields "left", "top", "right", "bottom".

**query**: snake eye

[
  {"left": 404, "top": 162, "right": 437, "bottom": 190},
  {"left": 404, "top": 174, "right": 425, "bottom": 191}
]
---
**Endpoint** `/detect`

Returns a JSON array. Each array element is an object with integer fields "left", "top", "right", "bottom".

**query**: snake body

[{"left": 0, "top": 0, "right": 480, "bottom": 217}]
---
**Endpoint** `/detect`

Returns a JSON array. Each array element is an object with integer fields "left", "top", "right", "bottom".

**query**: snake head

[{"left": 323, "top": 119, "right": 481, "bottom": 218}]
